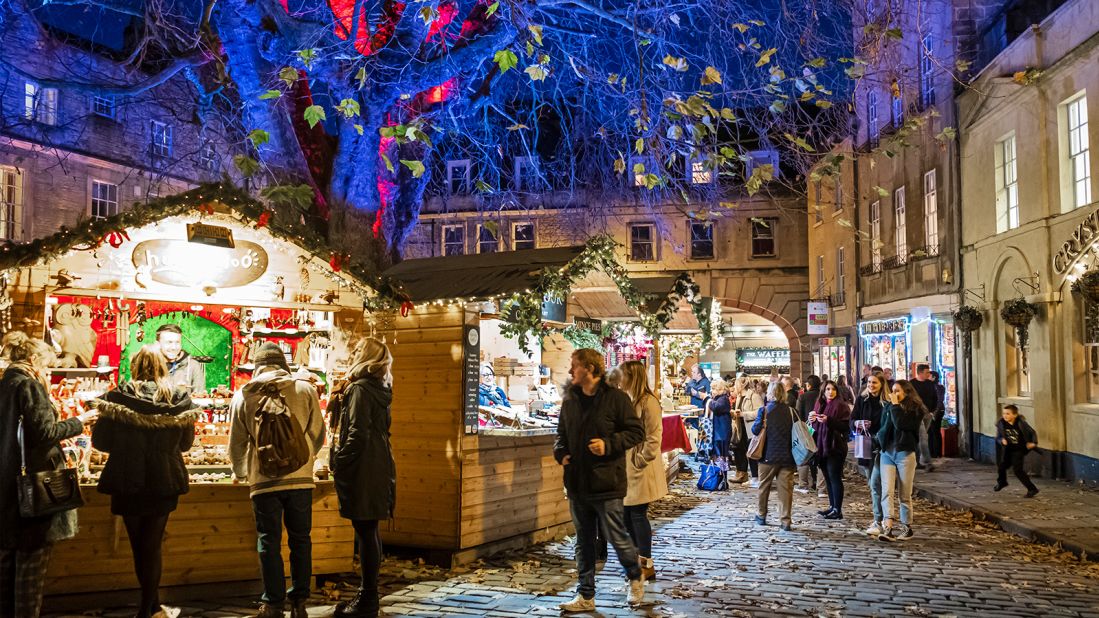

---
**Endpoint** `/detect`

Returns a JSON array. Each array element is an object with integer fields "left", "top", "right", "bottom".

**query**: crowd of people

[{"left": 0, "top": 330, "right": 397, "bottom": 618}]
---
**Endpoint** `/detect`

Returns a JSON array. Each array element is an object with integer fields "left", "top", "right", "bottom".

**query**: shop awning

[
  {"left": 570, "top": 274, "right": 684, "bottom": 321},
  {"left": 383, "top": 246, "right": 586, "bottom": 302}
]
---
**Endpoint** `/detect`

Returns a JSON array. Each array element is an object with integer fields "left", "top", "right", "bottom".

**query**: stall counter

[{"left": 45, "top": 481, "right": 353, "bottom": 595}]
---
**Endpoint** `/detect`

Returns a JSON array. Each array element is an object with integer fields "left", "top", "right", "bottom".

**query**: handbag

[
  {"left": 790, "top": 408, "right": 818, "bottom": 466},
  {"left": 853, "top": 423, "right": 874, "bottom": 460},
  {"left": 696, "top": 462, "right": 728, "bottom": 491},
  {"left": 746, "top": 411, "right": 767, "bottom": 461},
  {"left": 16, "top": 416, "right": 84, "bottom": 519}
]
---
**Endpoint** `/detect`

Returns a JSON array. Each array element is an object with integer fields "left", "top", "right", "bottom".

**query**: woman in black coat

[
  {"left": 0, "top": 338, "right": 94, "bottom": 617},
  {"left": 751, "top": 381, "right": 797, "bottom": 531},
  {"left": 332, "top": 338, "right": 397, "bottom": 618},
  {"left": 851, "top": 373, "right": 886, "bottom": 535},
  {"left": 92, "top": 346, "right": 198, "bottom": 618}
]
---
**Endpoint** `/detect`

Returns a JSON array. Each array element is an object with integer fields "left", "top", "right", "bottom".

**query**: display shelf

[
  {"left": 48, "top": 367, "right": 116, "bottom": 376},
  {"left": 251, "top": 328, "right": 330, "bottom": 337},
  {"left": 235, "top": 363, "right": 326, "bottom": 373}
]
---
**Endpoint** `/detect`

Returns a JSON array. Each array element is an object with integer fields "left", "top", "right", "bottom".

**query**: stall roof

[
  {"left": 570, "top": 275, "right": 683, "bottom": 321},
  {"left": 383, "top": 246, "right": 587, "bottom": 302}
]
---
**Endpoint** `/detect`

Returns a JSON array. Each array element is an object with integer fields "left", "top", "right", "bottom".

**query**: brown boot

[
  {"left": 731, "top": 471, "right": 749, "bottom": 484},
  {"left": 640, "top": 556, "right": 657, "bottom": 582}
]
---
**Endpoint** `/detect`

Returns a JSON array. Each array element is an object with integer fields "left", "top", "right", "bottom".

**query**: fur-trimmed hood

[{"left": 94, "top": 381, "right": 200, "bottom": 429}]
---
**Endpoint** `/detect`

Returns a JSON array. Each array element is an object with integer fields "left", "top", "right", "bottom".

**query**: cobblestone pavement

[{"left": 51, "top": 464, "right": 1099, "bottom": 618}]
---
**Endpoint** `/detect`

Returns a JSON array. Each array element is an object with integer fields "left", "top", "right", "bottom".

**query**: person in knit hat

[{"left": 228, "top": 342, "right": 324, "bottom": 618}]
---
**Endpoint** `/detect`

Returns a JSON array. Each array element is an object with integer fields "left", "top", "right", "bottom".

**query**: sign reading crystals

[{"left": 132, "top": 239, "right": 269, "bottom": 288}]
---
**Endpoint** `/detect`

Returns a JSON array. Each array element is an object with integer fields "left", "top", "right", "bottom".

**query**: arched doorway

[{"left": 697, "top": 307, "right": 802, "bottom": 380}]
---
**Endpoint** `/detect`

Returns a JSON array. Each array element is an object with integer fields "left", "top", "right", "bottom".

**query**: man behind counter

[{"left": 156, "top": 323, "right": 206, "bottom": 394}]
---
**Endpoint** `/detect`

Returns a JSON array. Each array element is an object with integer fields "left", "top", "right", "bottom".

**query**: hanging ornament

[
  {"left": 256, "top": 211, "right": 271, "bottom": 229},
  {"left": 400, "top": 300, "right": 414, "bottom": 318},
  {"left": 329, "top": 252, "right": 349, "bottom": 272},
  {"left": 197, "top": 203, "right": 215, "bottom": 216}
]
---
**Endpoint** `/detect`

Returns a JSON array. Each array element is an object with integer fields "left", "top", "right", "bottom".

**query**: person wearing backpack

[{"left": 229, "top": 343, "right": 325, "bottom": 618}]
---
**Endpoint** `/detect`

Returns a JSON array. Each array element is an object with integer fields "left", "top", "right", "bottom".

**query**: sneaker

[
  {"left": 151, "top": 607, "right": 182, "bottom": 618},
  {"left": 754, "top": 514, "right": 767, "bottom": 526},
  {"left": 877, "top": 527, "right": 897, "bottom": 542},
  {"left": 626, "top": 579, "right": 645, "bottom": 606},
  {"left": 749, "top": 477, "right": 761, "bottom": 489},
  {"left": 794, "top": 487, "right": 810, "bottom": 494},
  {"left": 731, "top": 471, "right": 749, "bottom": 484},
  {"left": 894, "top": 524, "right": 914, "bottom": 540},
  {"left": 256, "top": 603, "right": 285, "bottom": 618},
  {"left": 560, "top": 595, "right": 596, "bottom": 612},
  {"left": 865, "top": 521, "right": 883, "bottom": 536},
  {"left": 779, "top": 522, "right": 792, "bottom": 531},
  {"left": 818, "top": 508, "right": 834, "bottom": 516},
  {"left": 1026, "top": 488, "right": 1040, "bottom": 498},
  {"left": 817, "top": 491, "right": 829, "bottom": 498},
  {"left": 994, "top": 482, "right": 1008, "bottom": 492}
]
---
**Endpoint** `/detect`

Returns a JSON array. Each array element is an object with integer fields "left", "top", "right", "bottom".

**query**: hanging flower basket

[
  {"left": 952, "top": 306, "right": 984, "bottom": 333},
  {"left": 1000, "top": 298, "right": 1039, "bottom": 350},
  {"left": 1071, "top": 270, "right": 1099, "bottom": 303}
]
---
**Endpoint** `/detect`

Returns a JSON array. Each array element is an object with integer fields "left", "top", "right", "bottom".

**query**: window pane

[
  {"left": 690, "top": 222, "right": 714, "bottom": 259},
  {"left": 514, "top": 224, "right": 535, "bottom": 250},
  {"left": 443, "top": 227, "right": 464, "bottom": 256},
  {"left": 631, "top": 225, "right": 654, "bottom": 260}
]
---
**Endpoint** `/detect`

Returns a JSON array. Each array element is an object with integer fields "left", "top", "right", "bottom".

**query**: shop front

[
  {"left": 857, "top": 312, "right": 958, "bottom": 417},
  {"left": 813, "top": 336, "right": 850, "bottom": 383}
]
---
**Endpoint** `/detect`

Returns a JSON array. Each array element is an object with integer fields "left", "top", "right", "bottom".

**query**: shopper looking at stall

[
  {"left": 877, "top": 380, "right": 926, "bottom": 541},
  {"left": 810, "top": 380, "right": 852, "bottom": 520},
  {"left": 740, "top": 380, "right": 766, "bottom": 488},
  {"left": 685, "top": 364, "right": 710, "bottom": 409},
  {"left": 794, "top": 375, "right": 822, "bottom": 495},
  {"left": 228, "top": 342, "right": 325, "bottom": 618},
  {"left": 852, "top": 373, "right": 887, "bottom": 535},
  {"left": 752, "top": 381, "right": 798, "bottom": 531},
  {"left": 331, "top": 338, "right": 397, "bottom": 618},
  {"left": 155, "top": 324, "right": 206, "bottom": 394},
  {"left": 92, "top": 346, "right": 199, "bottom": 618},
  {"left": 0, "top": 338, "right": 96, "bottom": 618},
  {"left": 619, "top": 361, "right": 667, "bottom": 583},
  {"left": 478, "top": 364, "right": 511, "bottom": 408},
  {"left": 728, "top": 376, "right": 751, "bottom": 484},
  {"left": 706, "top": 379, "right": 733, "bottom": 465},
  {"left": 554, "top": 348, "right": 646, "bottom": 612}
]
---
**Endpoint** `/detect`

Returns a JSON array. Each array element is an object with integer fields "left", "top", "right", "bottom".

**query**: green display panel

[{"left": 120, "top": 312, "right": 233, "bottom": 391}]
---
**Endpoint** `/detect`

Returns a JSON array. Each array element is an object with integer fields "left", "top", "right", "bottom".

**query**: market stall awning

[
  {"left": 571, "top": 274, "right": 690, "bottom": 323},
  {"left": 384, "top": 246, "right": 586, "bottom": 302}
]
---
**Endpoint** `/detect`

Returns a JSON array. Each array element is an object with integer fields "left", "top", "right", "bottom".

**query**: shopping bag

[
  {"left": 746, "top": 426, "right": 767, "bottom": 461},
  {"left": 854, "top": 427, "right": 874, "bottom": 459},
  {"left": 790, "top": 409, "right": 818, "bottom": 466},
  {"left": 696, "top": 463, "right": 728, "bottom": 491}
]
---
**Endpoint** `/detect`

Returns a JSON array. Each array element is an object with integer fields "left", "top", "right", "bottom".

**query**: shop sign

[
  {"left": 573, "top": 317, "right": 602, "bottom": 333},
  {"left": 541, "top": 297, "right": 567, "bottom": 323},
  {"left": 186, "top": 223, "right": 236, "bottom": 249},
  {"left": 462, "top": 324, "right": 481, "bottom": 435},
  {"left": 818, "top": 336, "right": 847, "bottom": 346},
  {"left": 736, "top": 347, "right": 790, "bottom": 366},
  {"left": 1053, "top": 207, "right": 1099, "bottom": 275},
  {"left": 859, "top": 317, "right": 909, "bottom": 337},
  {"left": 807, "top": 301, "right": 830, "bottom": 335},
  {"left": 132, "top": 239, "right": 268, "bottom": 288}
]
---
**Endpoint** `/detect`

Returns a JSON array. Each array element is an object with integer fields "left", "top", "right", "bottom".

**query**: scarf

[
  {"left": 812, "top": 397, "right": 849, "bottom": 457},
  {"left": 10, "top": 361, "right": 48, "bottom": 389}
]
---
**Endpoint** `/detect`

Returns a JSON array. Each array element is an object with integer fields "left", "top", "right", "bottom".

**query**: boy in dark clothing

[{"left": 995, "top": 404, "right": 1039, "bottom": 498}]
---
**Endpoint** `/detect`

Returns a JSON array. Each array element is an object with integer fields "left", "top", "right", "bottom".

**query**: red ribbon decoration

[
  {"left": 105, "top": 230, "right": 130, "bottom": 248},
  {"left": 329, "top": 252, "right": 348, "bottom": 272},
  {"left": 400, "top": 300, "right": 414, "bottom": 317},
  {"left": 197, "top": 203, "right": 215, "bottom": 216},
  {"left": 256, "top": 211, "right": 271, "bottom": 228}
]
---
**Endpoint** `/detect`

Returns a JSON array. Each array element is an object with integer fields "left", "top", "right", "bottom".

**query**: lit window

[
  {"left": 689, "top": 157, "right": 713, "bottom": 184},
  {"left": 447, "top": 160, "right": 471, "bottom": 194},
  {"left": 816, "top": 255, "right": 825, "bottom": 293},
  {"left": 689, "top": 221, "right": 714, "bottom": 259},
  {"left": 92, "top": 96, "right": 116, "bottom": 119},
  {"left": 513, "top": 223, "right": 535, "bottom": 250},
  {"left": 920, "top": 35, "right": 935, "bottom": 108},
  {"left": 867, "top": 91, "right": 879, "bottom": 145},
  {"left": 24, "top": 82, "right": 58, "bottom": 125},
  {"left": 629, "top": 224, "right": 656, "bottom": 261},
  {"left": 1067, "top": 96, "right": 1091, "bottom": 208},
  {"left": 513, "top": 156, "right": 540, "bottom": 191},
  {"left": 0, "top": 166, "right": 24, "bottom": 241},
  {"left": 870, "top": 200, "right": 881, "bottom": 268},
  {"left": 894, "top": 186, "right": 907, "bottom": 259},
  {"left": 891, "top": 88, "right": 903, "bottom": 127},
  {"left": 1084, "top": 301, "right": 1099, "bottom": 403},
  {"left": 750, "top": 218, "right": 777, "bottom": 258},
  {"left": 91, "top": 180, "right": 119, "bottom": 219},
  {"left": 151, "top": 121, "right": 173, "bottom": 158},
  {"left": 813, "top": 179, "right": 823, "bottom": 224},
  {"left": 477, "top": 224, "right": 498, "bottom": 254},
  {"left": 924, "top": 169, "right": 938, "bottom": 250},
  {"left": 996, "top": 134, "right": 1019, "bottom": 232},
  {"left": 1006, "top": 321, "right": 1030, "bottom": 396},
  {"left": 442, "top": 224, "right": 465, "bottom": 256}
]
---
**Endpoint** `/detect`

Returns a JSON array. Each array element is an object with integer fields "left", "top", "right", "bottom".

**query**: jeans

[
  {"left": 757, "top": 464, "right": 795, "bottom": 526},
  {"left": 822, "top": 453, "right": 846, "bottom": 512},
  {"left": 998, "top": 448, "right": 1038, "bottom": 491},
  {"left": 570, "top": 498, "right": 641, "bottom": 599},
  {"left": 623, "top": 503, "right": 652, "bottom": 559},
  {"left": 917, "top": 415, "right": 933, "bottom": 466},
  {"left": 880, "top": 450, "right": 917, "bottom": 525},
  {"left": 252, "top": 489, "right": 313, "bottom": 604},
  {"left": 860, "top": 455, "right": 884, "bottom": 522}
]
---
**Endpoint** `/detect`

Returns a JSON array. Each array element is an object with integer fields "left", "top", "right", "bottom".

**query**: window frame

[
  {"left": 1083, "top": 299, "right": 1099, "bottom": 404},
  {"left": 629, "top": 223, "right": 657, "bottom": 262},
  {"left": 513, "top": 155, "right": 540, "bottom": 192},
  {"left": 92, "top": 95, "right": 116, "bottom": 119},
  {"left": 891, "top": 88, "right": 904, "bottom": 128},
  {"left": 835, "top": 246, "right": 846, "bottom": 306},
  {"left": 919, "top": 34, "right": 935, "bottom": 108},
  {"left": 441, "top": 223, "right": 466, "bottom": 256},
  {"left": 749, "top": 217, "right": 778, "bottom": 259},
  {"left": 200, "top": 142, "right": 219, "bottom": 172},
  {"left": 150, "top": 120, "right": 173, "bottom": 159},
  {"left": 996, "top": 133, "right": 1020, "bottom": 232},
  {"left": 746, "top": 150, "right": 780, "bottom": 180},
  {"left": 816, "top": 254, "right": 825, "bottom": 294},
  {"left": 867, "top": 90, "right": 880, "bottom": 145},
  {"left": 834, "top": 178, "right": 844, "bottom": 213},
  {"left": 894, "top": 186, "right": 907, "bottom": 259},
  {"left": 924, "top": 169, "right": 939, "bottom": 250},
  {"left": 512, "top": 222, "right": 536, "bottom": 251},
  {"left": 870, "top": 200, "right": 882, "bottom": 268},
  {"left": 24, "top": 82, "right": 58, "bottom": 126},
  {"left": 0, "top": 166, "right": 24, "bottom": 242},
  {"left": 813, "top": 178, "right": 823, "bottom": 225},
  {"left": 688, "top": 220, "right": 715, "bottom": 260},
  {"left": 1066, "top": 95, "right": 1091, "bottom": 209},
  {"left": 688, "top": 155, "right": 714, "bottom": 185},
  {"left": 476, "top": 223, "right": 499, "bottom": 254},
  {"left": 446, "top": 159, "right": 472, "bottom": 195},
  {"left": 90, "top": 179, "right": 120, "bottom": 220}
]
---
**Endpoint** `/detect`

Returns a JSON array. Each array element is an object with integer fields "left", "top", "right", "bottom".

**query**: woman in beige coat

[{"left": 619, "top": 361, "right": 668, "bottom": 581}]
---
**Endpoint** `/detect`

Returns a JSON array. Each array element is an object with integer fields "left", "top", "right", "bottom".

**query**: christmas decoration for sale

[
  {"left": 560, "top": 323, "right": 607, "bottom": 350},
  {"left": 1000, "top": 298, "right": 1039, "bottom": 350},
  {"left": 952, "top": 305, "right": 984, "bottom": 333},
  {"left": 1071, "top": 270, "right": 1099, "bottom": 303}
]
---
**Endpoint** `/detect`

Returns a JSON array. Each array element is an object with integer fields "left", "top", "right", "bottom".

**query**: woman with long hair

[
  {"left": 852, "top": 373, "right": 887, "bottom": 535},
  {"left": 619, "top": 361, "right": 667, "bottom": 581},
  {"left": 729, "top": 376, "right": 752, "bottom": 483},
  {"left": 93, "top": 345, "right": 197, "bottom": 618},
  {"left": 752, "top": 381, "right": 798, "bottom": 531},
  {"left": 809, "top": 380, "right": 852, "bottom": 520},
  {"left": 706, "top": 379, "right": 733, "bottom": 465},
  {"left": 741, "top": 380, "right": 767, "bottom": 488},
  {"left": 835, "top": 375, "right": 856, "bottom": 404},
  {"left": 876, "top": 379, "right": 927, "bottom": 541},
  {"left": 332, "top": 338, "right": 397, "bottom": 618}
]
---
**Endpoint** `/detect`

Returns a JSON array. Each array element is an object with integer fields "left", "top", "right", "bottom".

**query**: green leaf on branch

[
  {"left": 525, "top": 65, "right": 548, "bottom": 81},
  {"left": 418, "top": 5, "right": 438, "bottom": 24},
  {"left": 749, "top": 19, "right": 765, "bottom": 26},
  {"left": 936, "top": 126, "right": 957, "bottom": 142},
  {"left": 259, "top": 89, "right": 282, "bottom": 101},
  {"left": 279, "top": 67, "right": 299, "bottom": 87},
  {"left": 354, "top": 124, "right": 364, "bottom": 136},
  {"left": 614, "top": 157, "right": 626, "bottom": 174},
  {"left": 507, "top": 123, "right": 529, "bottom": 131},
  {"left": 247, "top": 129, "right": 270, "bottom": 148},
  {"left": 732, "top": 23, "right": 749, "bottom": 33},
  {"left": 304, "top": 105, "right": 326, "bottom": 128},
  {"left": 755, "top": 47, "right": 777, "bottom": 67},
  {"left": 483, "top": 221, "right": 499, "bottom": 238},
  {"left": 769, "top": 100, "right": 787, "bottom": 114},
  {"left": 701, "top": 66, "right": 723, "bottom": 85},
  {"left": 486, "top": 1, "right": 499, "bottom": 17},
  {"left": 296, "top": 48, "right": 317, "bottom": 69},
  {"left": 475, "top": 180, "right": 494, "bottom": 193},
  {"left": 528, "top": 24, "right": 544, "bottom": 46},
  {"left": 494, "top": 49, "right": 518, "bottom": 73},
  {"left": 381, "top": 154, "right": 394, "bottom": 173},
  {"left": 400, "top": 159, "right": 426, "bottom": 178},
  {"left": 336, "top": 98, "right": 361, "bottom": 118},
  {"left": 233, "top": 154, "right": 261, "bottom": 178},
  {"left": 845, "top": 64, "right": 866, "bottom": 79},
  {"left": 634, "top": 138, "right": 645, "bottom": 154},
  {"left": 815, "top": 99, "right": 833, "bottom": 109},
  {"left": 807, "top": 57, "right": 827, "bottom": 68},
  {"left": 260, "top": 184, "right": 313, "bottom": 210},
  {"left": 356, "top": 67, "right": 368, "bottom": 89},
  {"left": 885, "top": 27, "right": 903, "bottom": 40},
  {"left": 874, "top": 185, "right": 889, "bottom": 197}
]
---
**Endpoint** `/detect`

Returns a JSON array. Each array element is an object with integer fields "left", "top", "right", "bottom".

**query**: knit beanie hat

[{"left": 254, "top": 342, "right": 290, "bottom": 372}]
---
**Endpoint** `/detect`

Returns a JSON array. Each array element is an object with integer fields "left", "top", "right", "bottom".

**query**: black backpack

[{"left": 254, "top": 382, "right": 311, "bottom": 477}]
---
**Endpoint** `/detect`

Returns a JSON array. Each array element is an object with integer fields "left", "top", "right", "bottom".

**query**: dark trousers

[
  {"left": 350, "top": 520, "right": 382, "bottom": 611},
  {"left": 123, "top": 514, "right": 171, "bottom": 618},
  {"left": 748, "top": 458, "right": 759, "bottom": 479},
  {"left": 998, "top": 449, "right": 1038, "bottom": 491},
  {"left": 928, "top": 415, "right": 943, "bottom": 458},
  {"left": 732, "top": 417, "right": 749, "bottom": 473},
  {"left": 252, "top": 489, "right": 313, "bottom": 604},
  {"left": 623, "top": 503, "right": 652, "bottom": 558},
  {"left": 570, "top": 498, "right": 641, "bottom": 600},
  {"left": 822, "top": 452, "right": 846, "bottom": 513},
  {"left": 0, "top": 544, "right": 52, "bottom": 618}
]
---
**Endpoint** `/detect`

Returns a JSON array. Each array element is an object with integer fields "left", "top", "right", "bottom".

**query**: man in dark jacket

[
  {"left": 554, "top": 349, "right": 645, "bottom": 612},
  {"left": 794, "top": 375, "right": 822, "bottom": 493},
  {"left": 912, "top": 364, "right": 943, "bottom": 469}
]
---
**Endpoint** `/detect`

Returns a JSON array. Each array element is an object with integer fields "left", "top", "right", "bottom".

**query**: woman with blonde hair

[
  {"left": 619, "top": 361, "right": 667, "bottom": 582},
  {"left": 93, "top": 345, "right": 197, "bottom": 618},
  {"left": 706, "top": 379, "right": 733, "bottom": 467},
  {"left": 332, "top": 338, "right": 396, "bottom": 618}
]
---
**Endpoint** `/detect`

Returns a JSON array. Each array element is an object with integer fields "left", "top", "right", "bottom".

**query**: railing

[
  {"left": 882, "top": 255, "right": 908, "bottom": 270},
  {"left": 909, "top": 244, "right": 940, "bottom": 260},
  {"left": 859, "top": 263, "right": 882, "bottom": 276},
  {"left": 829, "top": 291, "right": 846, "bottom": 307}
]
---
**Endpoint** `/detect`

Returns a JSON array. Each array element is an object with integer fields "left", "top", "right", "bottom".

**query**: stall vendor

[
  {"left": 685, "top": 364, "right": 711, "bottom": 408},
  {"left": 156, "top": 323, "right": 206, "bottom": 394},
  {"left": 478, "top": 364, "right": 511, "bottom": 408}
]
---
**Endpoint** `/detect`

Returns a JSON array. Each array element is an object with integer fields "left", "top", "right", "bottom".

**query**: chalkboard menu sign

[{"left": 462, "top": 324, "right": 481, "bottom": 435}]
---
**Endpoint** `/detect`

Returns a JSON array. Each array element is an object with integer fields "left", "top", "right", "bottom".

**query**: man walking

[
  {"left": 554, "top": 348, "right": 646, "bottom": 612},
  {"left": 229, "top": 343, "right": 325, "bottom": 618},
  {"left": 912, "top": 363, "right": 943, "bottom": 470}
]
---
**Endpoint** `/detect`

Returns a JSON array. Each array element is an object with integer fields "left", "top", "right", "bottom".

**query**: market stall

[{"left": 0, "top": 186, "right": 381, "bottom": 595}]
